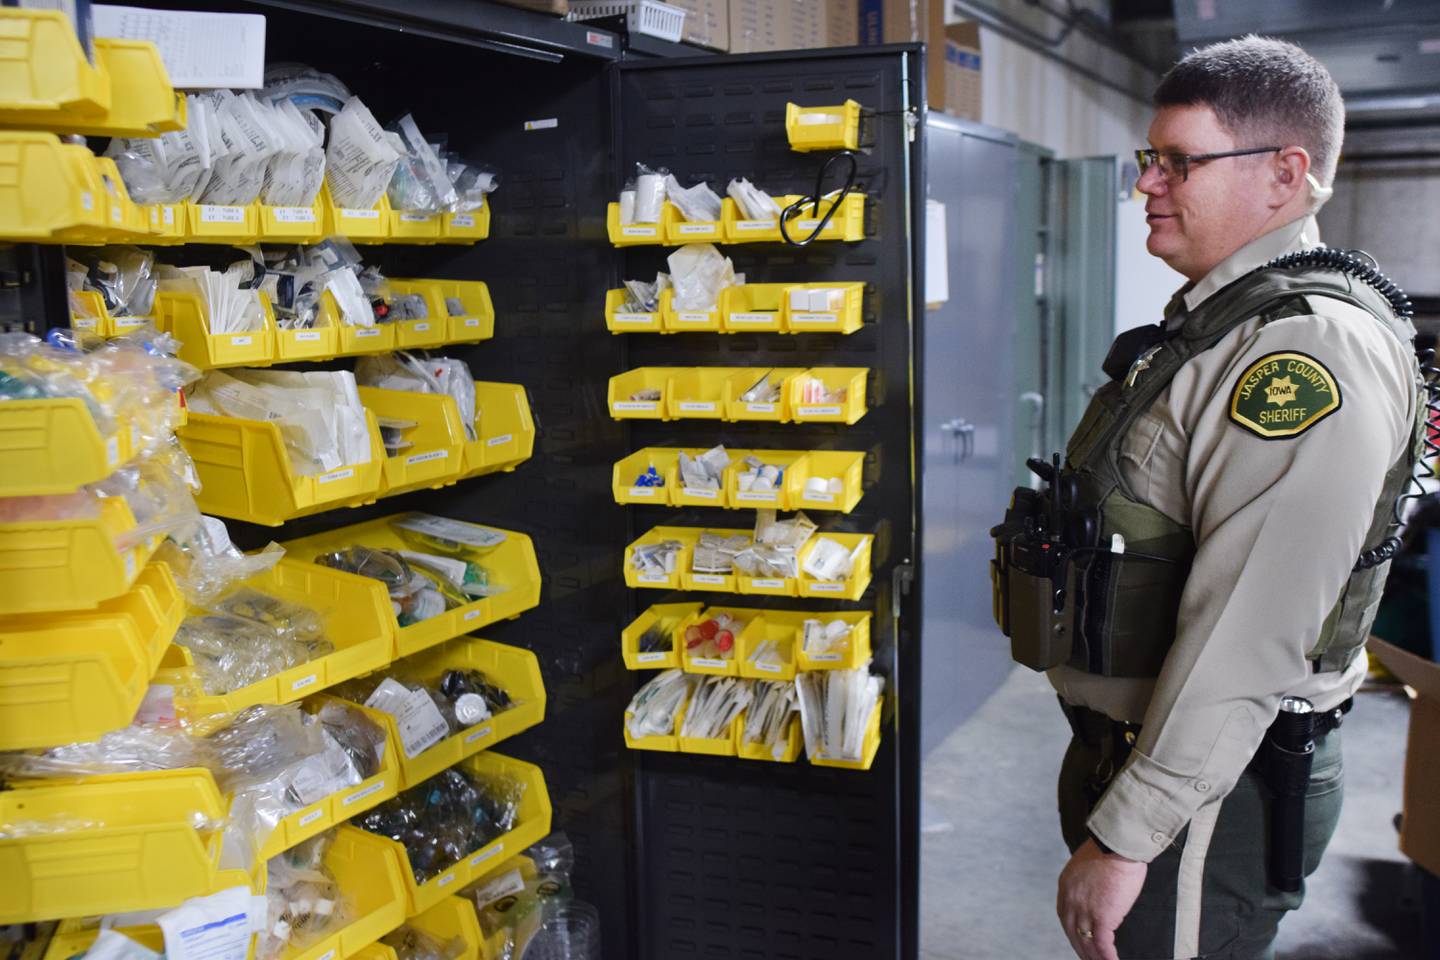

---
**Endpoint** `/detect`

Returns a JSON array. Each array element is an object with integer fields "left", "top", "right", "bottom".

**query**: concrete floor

[{"left": 918, "top": 666, "right": 1423, "bottom": 960}]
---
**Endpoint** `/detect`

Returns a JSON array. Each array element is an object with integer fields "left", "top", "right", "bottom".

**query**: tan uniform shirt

[{"left": 1048, "top": 214, "right": 1418, "bottom": 863}]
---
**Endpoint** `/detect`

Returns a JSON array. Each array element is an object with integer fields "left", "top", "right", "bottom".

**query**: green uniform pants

[{"left": 1059, "top": 729, "right": 1344, "bottom": 960}]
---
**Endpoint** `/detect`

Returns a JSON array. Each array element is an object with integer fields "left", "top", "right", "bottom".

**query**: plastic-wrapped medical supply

[
  {"left": 187, "top": 369, "right": 372, "bottom": 475},
  {"left": 326, "top": 97, "right": 403, "bottom": 210},
  {"left": 801, "top": 618, "right": 854, "bottom": 660},
  {"left": 666, "top": 243, "right": 739, "bottom": 311},
  {"left": 259, "top": 830, "right": 350, "bottom": 960},
  {"left": 335, "top": 666, "right": 513, "bottom": 760},
  {"left": 155, "top": 515, "right": 286, "bottom": 605},
  {"left": 174, "top": 598, "right": 333, "bottom": 696},
  {"left": 732, "top": 510, "right": 817, "bottom": 579},
  {"left": 682, "top": 611, "right": 745, "bottom": 662},
  {"left": 314, "top": 545, "right": 451, "bottom": 626},
  {"left": 629, "top": 163, "right": 667, "bottom": 224},
  {"left": 664, "top": 174, "right": 722, "bottom": 222},
  {"left": 262, "top": 63, "right": 353, "bottom": 116},
  {"left": 382, "top": 926, "right": 465, "bottom": 960},
  {"left": 677, "top": 445, "right": 728, "bottom": 492},
  {"left": 385, "top": 114, "right": 458, "bottom": 214},
  {"left": 156, "top": 263, "right": 266, "bottom": 335},
  {"left": 737, "top": 370, "right": 782, "bottom": 405},
  {"left": 797, "top": 375, "right": 847, "bottom": 405},
  {"left": 691, "top": 531, "right": 751, "bottom": 575},
  {"left": 67, "top": 246, "right": 158, "bottom": 318},
  {"left": 628, "top": 539, "right": 681, "bottom": 578},
  {"left": 801, "top": 535, "right": 860, "bottom": 582},
  {"left": 105, "top": 93, "right": 213, "bottom": 204},
  {"left": 261, "top": 240, "right": 372, "bottom": 332},
  {"left": 357, "top": 767, "right": 526, "bottom": 883},
  {"left": 795, "top": 664, "right": 884, "bottom": 763},
  {"left": 743, "top": 681, "right": 798, "bottom": 759},
  {"left": 356, "top": 353, "right": 477, "bottom": 441},
  {"left": 0, "top": 717, "right": 214, "bottom": 783},
  {"left": 96, "top": 455, "right": 204, "bottom": 551},
  {"left": 726, "top": 177, "right": 780, "bottom": 220},
  {"left": 680, "top": 676, "right": 752, "bottom": 740},
  {"left": 445, "top": 157, "right": 497, "bottom": 212},
  {"left": 621, "top": 275, "right": 666, "bottom": 313},
  {"left": 735, "top": 454, "right": 784, "bottom": 495},
  {"left": 465, "top": 833, "right": 600, "bottom": 960},
  {"left": 625, "top": 670, "right": 692, "bottom": 739}
]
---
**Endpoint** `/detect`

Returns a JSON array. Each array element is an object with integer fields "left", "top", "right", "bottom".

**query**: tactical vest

[{"left": 992, "top": 261, "right": 1424, "bottom": 679}]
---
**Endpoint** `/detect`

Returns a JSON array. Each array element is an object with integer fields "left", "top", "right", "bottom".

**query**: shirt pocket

[{"left": 1118, "top": 409, "right": 1166, "bottom": 501}]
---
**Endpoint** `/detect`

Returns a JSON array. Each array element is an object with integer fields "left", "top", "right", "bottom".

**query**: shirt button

[
  {"left": 1152, "top": 831, "right": 1168, "bottom": 845},
  {"left": 1195, "top": 780, "right": 1211, "bottom": 793}
]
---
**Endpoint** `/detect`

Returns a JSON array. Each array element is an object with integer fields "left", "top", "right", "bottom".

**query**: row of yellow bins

[
  {"left": 613, "top": 447, "right": 865, "bottom": 513},
  {"left": 0, "top": 132, "right": 492, "bottom": 246},
  {"left": 604, "top": 281, "right": 864, "bottom": 335},
  {"left": 608, "top": 366, "right": 867, "bottom": 423},
  {"left": 150, "top": 281, "right": 495, "bottom": 371},
  {"left": 623, "top": 525, "right": 874, "bottom": 600},
  {"left": 607, "top": 192, "right": 865, "bottom": 247},
  {"left": 623, "top": 684, "right": 882, "bottom": 771},
  {"left": 622, "top": 604, "right": 873, "bottom": 676},
  {"left": 178, "top": 381, "right": 534, "bottom": 526}
]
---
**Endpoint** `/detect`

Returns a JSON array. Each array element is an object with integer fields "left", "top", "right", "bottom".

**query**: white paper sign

[
  {"left": 157, "top": 886, "right": 255, "bottom": 960},
  {"left": 93, "top": 6, "right": 266, "bottom": 88}
]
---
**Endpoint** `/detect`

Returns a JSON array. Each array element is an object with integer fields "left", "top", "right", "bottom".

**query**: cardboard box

[
  {"left": 1368, "top": 637, "right": 1440, "bottom": 876},
  {"left": 824, "top": 0, "right": 859, "bottom": 47},
  {"left": 856, "top": 0, "right": 930, "bottom": 44},
  {"left": 729, "top": 0, "right": 790, "bottom": 53},
  {"left": 666, "top": 0, "right": 729, "bottom": 50},
  {"left": 936, "top": 21, "right": 982, "bottom": 121}
]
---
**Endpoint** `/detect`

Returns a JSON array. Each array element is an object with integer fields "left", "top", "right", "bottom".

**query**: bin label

[
  {"left": 750, "top": 578, "right": 784, "bottom": 589},
  {"left": 341, "top": 207, "right": 381, "bottom": 220},
  {"left": 291, "top": 674, "right": 318, "bottom": 692},
  {"left": 798, "top": 405, "right": 842, "bottom": 416},
  {"left": 615, "top": 313, "right": 653, "bottom": 324},
  {"left": 737, "top": 492, "right": 776, "bottom": 502},
  {"left": 678, "top": 223, "right": 715, "bottom": 235},
  {"left": 808, "top": 652, "right": 841, "bottom": 662},
  {"left": 637, "top": 573, "right": 669, "bottom": 584},
  {"left": 272, "top": 206, "right": 316, "bottom": 223},
  {"left": 317, "top": 467, "right": 355, "bottom": 484},
  {"left": 691, "top": 573, "right": 724, "bottom": 584},
  {"left": 342, "top": 781, "right": 385, "bottom": 806},
  {"left": 736, "top": 220, "right": 774, "bottom": 231},
  {"left": 400, "top": 212, "right": 434, "bottom": 223},
  {"left": 677, "top": 313, "right": 711, "bottom": 324},
  {"left": 691, "top": 657, "right": 726, "bottom": 668},
  {"left": 294, "top": 331, "right": 322, "bottom": 342},
  {"left": 613, "top": 401, "right": 657, "bottom": 412},
  {"left": 451, "top": 214, "right": 476, "bottom": 228},
  {"left": 637, "top": 652, "right": 666, "bottom": 663},
  {"left": 685, "top": 488, "right": 719, "bottom": 499},
  {"left": 790, "top": 312, "right": 838, "bottom": 324},
  {"left": 437, "top": 873, "right": 456, "bottom": 888},
  {"left": 354, "top": 327, "right": 381, "bottom": 338},
  {"left": 755, "top": 661, "right": 782, "bottom": 673},
  {"left": 229, "top": 335, "right": 252, "bottom": 346},
  {"left": 487, "top": 433, "right": 514, "bottom": 447},
  {"left": 199, "top": 204, "right": 245, "bottom": 223},
  {"left": 628, "top": 487, "right": 656, "bottom": 498},
  {"left": 107, "top": 435, "right": 120, "bottom": 465},
  {"left": 805, "top": 492, "right": 836, "bottom": 503},
  {"left": 729, "top": 313, "right": 774, "bottom": 325},
  {"left": 621, "top": 225, "right": 657, "bottom": 237},
  {"left": 746, "top": 403, "right": 776, "bottom": 413},
  {"left": 406, "top": 449, "right": 448, "bottom": 466},
  {"left": 679, "top": 401, "right": 716, "bottom": 413},
  {"left": 412, "top": 322, "right": 430, "bottom": 332},
  {"left": 470, "top": 843, "right": 503, "bottom": 868},
  {"left": 464, "top": 725, "right": 493, "bottom": 745},
  {"left": 298, "top": 808, "right": 325, "bottom": 828},
  {"left": 809, "top": 582, "right": 846, "bottom": 592},
  {"left": 113, "top": 317, "right": 143, "bottom": 329}
]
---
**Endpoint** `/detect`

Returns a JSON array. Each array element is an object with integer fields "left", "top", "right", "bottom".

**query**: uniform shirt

[{"left": 1048, "top": 214, "right": 1418, "bottom": 863}]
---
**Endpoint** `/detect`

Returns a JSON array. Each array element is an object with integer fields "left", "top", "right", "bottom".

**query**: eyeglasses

[{"left": 1135, "top": 146, "right": 1281, "bottom": 183}]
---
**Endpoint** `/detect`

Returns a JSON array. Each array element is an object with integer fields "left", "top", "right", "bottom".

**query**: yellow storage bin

[
  {"left": 405, "top": 896, "right": 484, "bottom": 960},
  {"left": 0, "top": 769, "right": 237, "bottom": 923},
  {"left": 427, "top": 279, "right": 495, "bottom": 345},
  {"left": 389, "top": 208, "right": 442, "bottom": 243},
  {"left": 738, "top": 711, "right": 802, "bottom": 763},
  {"left": 106, "top": 311, "right": 151, "bottom": 337},
  {"left": 661, "top": 201, "right": 723, "bottom": 244},
  {"left": 665, "top": 368, "right": 734, "bottom": 421},
  {"left": 143, "top": 202, "right": 186, "bottom": 244},
  {"left": 621, "top": 603, "right": 700, "bottom": 670},
  {"left": 796, "top": 533, "right": 874, "bottom": 601},
  {"left": 82, "top": 39, "right": 183, "bottom": 136},
  {"left": 186, "top": 201, "right": 260, "bottom": 244},
  {"left": 784, "top": 99, "right": 862, "bottom": 152},
  {"left": 154, "top": 288, "right": 276, "bottom": 370},
  {"left": 605, "top": 201, "right": 662, "bottom": 246},
  {"left": 788, "top": 450, "right": 866, "bottom": 513},
  {"left": 734, "top": 568, "right": 796, "bottom": 598},
  {"left": 722, "top": 367, "right": 804, "bottom": 423},
  {"left": 0, "top": 10, "right": 108, "bottom": 122},
  {"left": 677, "top": 605, "right": 760, "bottom": 676},
  {"left": 0, "top": 495, "right": 157, "bottom": 614},
  {"left": 0, "top": 561, "right": 182, "bottom": 751},
  {"left": 726, "top": 448, "right": 806, "bottom": 510},
  {"left": 438, "top": 203, "right": 490, "bottom": 244},
  {"left": 160, "top": 558, "right": 394, "bottom": 717},
  {"left": 777, "top": 192, "right": 866, "bottom": 243},
  {"left": 68, "top": 288, "right": 105, "bottom": 335},
  {"left": 457, "top": 382, "right": 534, "bottom": 479},
  {"left": 361, "top": 387, "right": 467, "bottom": 498},
  {"left": 623, "top": 525, "right": 697, "bottom": 591},
  {"left": 671, "top": 445, "right": 737, "bottom": 509},
  {"left": 782, "top": 281, "right": 865, "bottom": 334},
  {"left": 259, "top": 198, "right": 325, "bottom": 244},
  {"left": 720, "top": 197, "right": 780, "bottom": 243},
  {"left": 307, "top": 287, "right": 395, "bottom": 357},
  {"left": 382, "top": 280, "right": 447, "bottom": 350},
  {"left": 178, "top": 408, "right": 384, "bottom": 526},
  {"left": 612, "top": 447, "right": 679, "bottom": 506},
  {"left": 608, "top": 367, "right": 678, "bottom": 420},
  {"left": 679, "top": 527, "right": 751, "bottom": 594},
  {"left": 323, "top": 184, "right": 391, "bottom": 243},
  {"left": 377, "top": 752, "right": 551, "bottom": 917},
  {"left": 604, "top": 287, "right": 662, "bottom": 334},
  {"left": 349, "top": 637, "right": 545, "bottom": 789},
  {"left": 809, "top": 694, "right": 883, "bottom": 770},
  {"left": 0, "top": 133, "right": 103, "bottom": 241},
  {"left": 43, "top": 924, "right": 164, "bottom": 960},
  {"left": 719, "top": 283, "right": 786, "bottom": 334},
  {"left": 0, "top": 397, "right": 128, "bottom": 496},
  {"left": 678, "top": 709, "right": 741, "bottom": 756},
  {"left": 279, "top": 515, "right": 541, "bottom": 661},
  {"left": 252, "top": 701, "right": 401, "bottom": 862},
  {"left": 277, "top": 826, "right": 409, "bottom": 960},
  {"left": 789, "top": 367, "right": 868, "bottom": 424},
  {"left": 659, "top": 288, "right": 720, "bottom": 333},
  {"left": 95, "top": 157, "right": 149, "bottom": 239},
  {"left": 738, "top": 614, "right": 798, "bottom": 681},
  {"left": 790, "top": 610, "right": 873, "bottom": 671},
  {"left": 274, "top": 309, "right": 340, "bottom": 363},
  {"left": 624, "top": 700, "right": 687, "bottom": 753}
]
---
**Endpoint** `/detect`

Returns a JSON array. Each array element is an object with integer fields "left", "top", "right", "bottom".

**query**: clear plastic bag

[
  {"left": 625, "top": 670, "right": 692, "bottom": 739},
  {"left": 678, "top": 676, "right": 752, "bottom": 739},
  {"left": 726, "top": 177, "right": 780, "bottom": 220},
  {"left": 173, "top": 600, "right": 333, "bottom": 696},
  {"left": 630, "top": 163, "right": 667, "bottom": 224},
  {"left": 67, "top": 246, "right": 157, "bottom": 318},
  {"left": 355, "top": 353, "right": 477, "bottom": 441},
  {"left": 742, "top": 681, "right": 797, "bottom": 758},
  {"left": 664, "top": 174, "right": 722, "bottom": 222},
  {"left": 325, "top": 97, "right": 402, "bottom": 210},
  {"left": 445, "top": 158, "right": 497, "bottom": 212},
  {"left": 794, "top": 663, "right": 884, "bottom": 763},
  {"left": 385, "top": 114, "right": 457, "bottom": 214},
  {"left": 154, "top": 515, "right": 286, "bottom": 606},
  {"left": 259, "top": 829, "right": 349, "bottom": 960},
  {"left": 666, "top": 243, "right": 738, "bottom": 311},
  {"left": 313, "top": 544, "right": 455, "bottom": 625},
  {"left": 381, "top": 926, "right": 465, "bottom": 960}
]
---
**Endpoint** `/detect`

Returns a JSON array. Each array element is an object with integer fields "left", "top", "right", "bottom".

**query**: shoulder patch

[{"left": 1229, "top": 351, "right": 1342, "bottom": 440}]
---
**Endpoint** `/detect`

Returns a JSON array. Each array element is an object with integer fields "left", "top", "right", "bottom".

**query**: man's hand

[{"left": 1056, "top": 837, "right": 1148, "bottom": 960}]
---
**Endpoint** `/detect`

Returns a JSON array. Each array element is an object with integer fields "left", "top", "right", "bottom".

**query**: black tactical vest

[{"left": 993, "top": 261, "right": 1423, "bottom": 679}]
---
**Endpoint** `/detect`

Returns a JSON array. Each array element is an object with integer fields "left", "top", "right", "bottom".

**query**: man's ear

[{"left": 1271, "top": 146, "right": 1311, "bottom": 208}]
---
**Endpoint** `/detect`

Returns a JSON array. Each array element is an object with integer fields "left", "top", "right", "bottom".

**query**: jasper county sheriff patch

[{"left": 1229, "top": 351, "right": 1342, "bottom": 439}]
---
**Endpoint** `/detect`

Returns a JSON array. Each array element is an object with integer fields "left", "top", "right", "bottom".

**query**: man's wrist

[{"left": 1087, "top": 828, "right": 1116, "bottom": 856}]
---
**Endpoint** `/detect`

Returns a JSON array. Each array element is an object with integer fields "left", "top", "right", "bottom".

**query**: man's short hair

[{"left": 1154, "top": 35, "right": 1344, "bottom": 185}]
